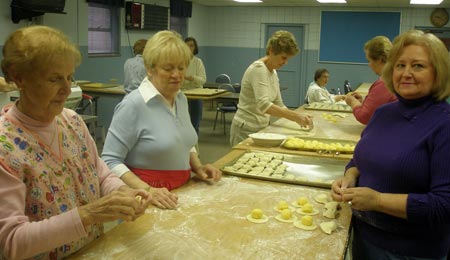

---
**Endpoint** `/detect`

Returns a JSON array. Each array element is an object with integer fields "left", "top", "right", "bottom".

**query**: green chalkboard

[{"left": 320, "top": 11, "right": 401, "bottom": 64}]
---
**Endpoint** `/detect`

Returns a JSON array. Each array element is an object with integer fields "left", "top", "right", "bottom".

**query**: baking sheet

[
  {"left": 222, "top": 150, "right": 347, "bottom": 188},
  {"left": 304, "top": 103, "right": 352, "bottom": 113},
  {"left": 281, "top": 136, "right": 356, "bottom": 154}
]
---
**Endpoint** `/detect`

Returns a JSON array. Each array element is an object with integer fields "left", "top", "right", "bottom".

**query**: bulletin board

[{"left": 319, "top": 11, "right": 401, "bottom": 64}]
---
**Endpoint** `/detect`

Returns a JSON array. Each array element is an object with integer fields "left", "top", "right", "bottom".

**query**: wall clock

[{"left": 430, "top": 8, "right": 449, "bottom": 28}]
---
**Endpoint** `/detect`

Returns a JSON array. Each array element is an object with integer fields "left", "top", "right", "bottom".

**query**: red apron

[{"left": 128, "top": 166, "right": 191, "bottom": 190}]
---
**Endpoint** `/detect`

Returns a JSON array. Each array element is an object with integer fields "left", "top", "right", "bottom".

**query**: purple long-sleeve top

[{"left": 347, "top": 95, "right": 450, "bottom": 259}]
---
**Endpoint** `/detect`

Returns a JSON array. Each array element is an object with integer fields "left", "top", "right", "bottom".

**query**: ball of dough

[
  {"left": 277, "top": 200, "right": 289, "bottom": 210},
  {"left": 251, "top": 208, "right": 264, "bottom": 219},
  {"left": 302, "top": 203, "right": 313, "bottom": 213},
  {"left": 301, "top": 215, "right": 313, "bottom": 226},
  {"left": 281, "top": 209, "right": 292, "bottom": 220},
  {"left": 297, "top": 196, "right": 309, "bottom": 206}
]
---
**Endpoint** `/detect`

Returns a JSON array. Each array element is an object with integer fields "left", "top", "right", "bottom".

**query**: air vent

[{"left": 125, "top": 2, "right": 168, "bottom": 31}]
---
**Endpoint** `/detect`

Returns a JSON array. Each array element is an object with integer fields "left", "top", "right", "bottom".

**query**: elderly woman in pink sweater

[{"left": 0, "top": 26, "right": 152, "bottom": 260}]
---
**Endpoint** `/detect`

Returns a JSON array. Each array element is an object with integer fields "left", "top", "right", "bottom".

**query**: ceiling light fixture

[
  {"left": 410, "top": 0, "right": 443, "bottom": 4},
  {"left": 317, "top": 0, "right": 346, "bottom": 3},
  {"left": 234, "top": 0, "right": 262, "bottom": 3}
]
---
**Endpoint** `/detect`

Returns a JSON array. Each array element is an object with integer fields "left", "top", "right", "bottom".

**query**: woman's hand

[
  {"left": 331, "top": 175, "right": 356, "bottom": 202},
  {"left": 345, "top": 93, "right": 363, "bottom": 107},
  {"left": 147, "top": 187, "right": 178, "bottom": 210},
  {"left": 78, "top": 188, "right": 148, "bottom": 227},
  {"left": 334, "top": 95, "right": 346, "bottom": 102},
  {"left": 185, "top": 75, "right": 194, "bottom": 81},
  {"left": 193, "top": 164, "right": 222, "bottom": 182},
  {"left": 341, "top": 187, "right": 381, "bottom": 211},
  {"left": 331, "top": 167, "right": 359, "bottom": 203},
  {"left": 294, "top": 112, "right": 314, "bottom": 129}
]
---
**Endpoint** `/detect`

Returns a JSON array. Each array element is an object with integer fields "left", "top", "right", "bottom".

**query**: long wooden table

[
  {"left": 68, "top": 150, "right": 352, "bottom": 260},
  {"left": 68, "top": 87, "right": 368, "bottom": 259},
  {"left": 233, "top": 106, "right": 364, "bottom": 161}
]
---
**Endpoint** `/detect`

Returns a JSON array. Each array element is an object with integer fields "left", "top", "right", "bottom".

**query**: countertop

[{"left": 68, "top": 150, "right": 352, "bottom": 260}]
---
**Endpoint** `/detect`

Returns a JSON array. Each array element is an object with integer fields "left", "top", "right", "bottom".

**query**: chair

[
  {"left": 215, "top": 74, "right": 231, "bottom": 84},
  {"left": 213, "top": 84, "right": 237, "bottom": 135},
  {"left": 76, "top": 94, "right": 105, "bottom": 148},
  {"left": 209, "top": 74, "right": 232, "bottom": 110}
]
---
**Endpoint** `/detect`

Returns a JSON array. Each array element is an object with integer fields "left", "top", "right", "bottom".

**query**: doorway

[{"left": 265, "top": 24, "right": 305, "bottom": 108}]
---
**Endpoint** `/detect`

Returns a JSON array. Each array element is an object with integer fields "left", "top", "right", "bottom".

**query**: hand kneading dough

[
  {"left": 247, "top": 209, "right": 269, "bottom": 224},
  {"left": 297, "top": 203, "right": 319, "bottom": 215},
  {"left": 294, "top": 216, "right": 317, "bottom": 230},
  {"left": 320, "top": 221, "right": 338, "bottom": 234},
  {"left": 275, "top": 208, "right": 298, "bottom": 223}
]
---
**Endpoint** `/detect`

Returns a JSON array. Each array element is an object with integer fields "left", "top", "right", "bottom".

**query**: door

[{"left": 265, "top": 25, "right": 304, "bottom": 108}]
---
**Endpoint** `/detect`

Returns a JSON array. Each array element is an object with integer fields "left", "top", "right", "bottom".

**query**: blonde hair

[
  {"left": 382, "top": 30, "right": 450, "bottom": 101},
  {"left": 1, "top": 25, "right": 81, "bottom": 82},
  {"left": 265, "top": 30, "right": 300, "bottom": 56},
  {"left": 364, "top": 36, "right": 392, "bottom": 63},
  {"left": 143, "top": 31, "right": 191, "bottom": 70}
]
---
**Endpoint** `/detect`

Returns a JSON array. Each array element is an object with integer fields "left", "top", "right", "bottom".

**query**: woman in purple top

[{"left": 332, "top": 30, "right": 450, "bottom": 259}]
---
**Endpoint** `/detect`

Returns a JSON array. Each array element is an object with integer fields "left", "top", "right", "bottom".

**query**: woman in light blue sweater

[{"left": 102, "top": 31, "right": 222, "bottom": 210}]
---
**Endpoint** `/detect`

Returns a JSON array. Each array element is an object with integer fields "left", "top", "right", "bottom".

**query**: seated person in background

[
  {"left": 345, "top": 36, "right": 397, "bottom": 124},
  {"left": 182, "top": 37, "right": 206, "bottom": 134},
  {"left": 0, "top": 76, "right": 18, "bottom": 91},
  {"left": 124, "top": 39, "right": 147, "bottom": 94},
  {"left": 230, "top": 30, "right": 313, "bottom": 147},
  {"left": 332, "top": 30, "right": 450, "bottom": 260},
  {"left": 305, "top": 68, "right": 345, "bottom": 104},
  {"left": 102, "top": 31, "right": 222, "bottom": 210},
  {"left": 0, "top": 25, "right": 150, "bottom": 260}
]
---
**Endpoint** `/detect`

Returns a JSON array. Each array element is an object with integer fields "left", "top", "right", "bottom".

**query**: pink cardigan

[
  {"left": 353, "top": 78, "right": 397, "bottom": 124},
  {"left": 0, "top": 105, "right": 125, "bottom": 260}
]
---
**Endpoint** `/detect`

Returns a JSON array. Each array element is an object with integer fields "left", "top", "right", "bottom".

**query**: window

[
  {"left": 88, "top": 2, "right": 120, "bottom": 56},
  {"left": 170, "top": 16, "right": 188, "bottom": 39}
]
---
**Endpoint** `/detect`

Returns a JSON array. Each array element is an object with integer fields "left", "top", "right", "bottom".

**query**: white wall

[{"left": 188, "top": 5, "right": 438, "bottom": 50}]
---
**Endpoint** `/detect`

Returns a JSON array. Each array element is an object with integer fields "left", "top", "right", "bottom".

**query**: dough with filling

[
  {"left": 274, "top": 200, "right": 294, "bottom": 212},
  {"left": 314, "top": 193, "right": 330, "bottom": 204},
  {"left": 297, "top": 203, "right": 319, "bottom": 215},
  {"left": 246, "top": 208, "right": 269, "bottom": 224},
  {"left": 323, "top": 201, "right": 340, "bottom": 219},
  {"left": 294, "top": 215, "right": 317, "bottom": 230},
  {"left": 292, "top": 196, "right": 309, "bottom": 208},
  {"left": 276, "top": 200, "right": 289, "bottom": 210},
  {"left": 320, "top": 221, "right": 338, "bottom": 234},
  {"left": 237, "top": 157, "right": 249, "bottom": 163},
  {"left": 273, "top": 154, "right": 284, "bottom": 160},
  {"left": 275, "top": 208, "right": 298, "bottom": 223}
]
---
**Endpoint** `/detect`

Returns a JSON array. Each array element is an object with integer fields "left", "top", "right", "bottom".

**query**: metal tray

[
  {"left": 304, "top": 103, "right": 353, "bottom": 113},
  {"left": 223, "top": 150, "right": 347, "bottom": 188}
]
